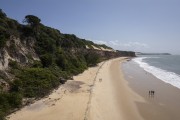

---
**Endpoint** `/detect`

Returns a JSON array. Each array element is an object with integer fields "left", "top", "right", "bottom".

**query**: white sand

[
  {"left": 8, "top": 57, "right": 145, "bottom": 120},
  {"left": 88, "top": 58, "right": 145, "bottom": 120}
]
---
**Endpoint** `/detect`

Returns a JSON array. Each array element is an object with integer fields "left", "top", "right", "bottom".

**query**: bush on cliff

[
  {"left": 0, "top": 92, "right": 22, "bottom": 119},
  {"left": 12, "top": 68, "right": 59, "bottom": 98},
  {"left": 85, "top": 51, "right": 100, "bottom": 66}
]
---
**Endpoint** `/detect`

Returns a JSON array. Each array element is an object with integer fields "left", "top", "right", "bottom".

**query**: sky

[{"left": 0, "top": 0, "right": 180, "bottom": 54}]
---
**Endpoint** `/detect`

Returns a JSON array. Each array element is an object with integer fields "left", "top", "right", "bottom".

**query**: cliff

[{"left": 0, "top": 9, "right": 135, "bottom": 119}]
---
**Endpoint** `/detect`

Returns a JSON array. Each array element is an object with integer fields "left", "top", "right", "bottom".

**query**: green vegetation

[
  {"left": 11, "top": 68, "right": 59, "bottom": 98},
  {"left": 0, "top": 34, "right": 6, "bottom": 48},
  {"left": 23, "top": 15, "right": 41, "bottom": 27},
  {"left": 0, "top": 92, "right": 22, "bottom": 120},
  {"left": 0, "top": 9, "right": 136, "bottom": 120},
  {"left": 0, "top": 9, "right": 7, "bottom": 18},
  {"left": 0, "top": 9, "right": 109, "bottom": 120},
  {"left": 0, "top": 9, "right": 20, "bottom": 50},
  {"left": 85, "top": 51, "right": 100, "bottom": 66}
]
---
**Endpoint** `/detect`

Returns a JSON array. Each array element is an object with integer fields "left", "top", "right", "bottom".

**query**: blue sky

[{"left": 1, "top": 0, "right": 180, "bottom": 54}]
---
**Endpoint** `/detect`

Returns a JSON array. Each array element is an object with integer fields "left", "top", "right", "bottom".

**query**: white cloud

[
  {"left": 87, "top": 39, "right": 149, "bottom": 52},
  {"left": 108, "top": 40, "right": 148, "bottom": 48},
  {"left": 95, "top": 40, "right": 108, "bottom": 45},
  {"left": 120, "top": 42, "right": 148, "bottom": 48},
  {"left": 109, "top": 40, "right": 119, "bottom": 46}
]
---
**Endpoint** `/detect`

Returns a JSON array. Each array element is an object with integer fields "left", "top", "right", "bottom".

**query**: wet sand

[{"left": 122, "top": 60, "right": 180, "bottom": 120}]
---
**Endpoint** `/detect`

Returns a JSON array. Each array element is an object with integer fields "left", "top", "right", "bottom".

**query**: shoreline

[
  {"left": 8, "top": 57, "right": 144, "bottom": 120},
  {"left": 122, "top": 60, "right": 180, "bottom": 120}
]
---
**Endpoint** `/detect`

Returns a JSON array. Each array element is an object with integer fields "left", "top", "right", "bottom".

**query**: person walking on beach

[
  {"left": 149, "top": 91, "right": 151, "bottom": 96},
  {"left": 149, "top": 90, "right": 155, "bottom": 97},
  {"left": 152, "top": 91, "right": 155, "bottom": 96}
]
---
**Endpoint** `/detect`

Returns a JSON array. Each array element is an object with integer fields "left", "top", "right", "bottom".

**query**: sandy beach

[
  {"left": 122, "top": 60, "right": 180, "bottom": 120},
  {"left": 88, "top": 58, "right": 144, "bottom": 120},
  {"left": 8, "top": 57, "right": 144, "bottom": 120}
]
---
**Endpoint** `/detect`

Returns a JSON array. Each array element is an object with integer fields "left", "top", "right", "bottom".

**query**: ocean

[{"left": 132, "top": 55, "right": 180, "bottom": 89}]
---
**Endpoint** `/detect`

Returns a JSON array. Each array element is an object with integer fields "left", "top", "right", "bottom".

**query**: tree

[
  {"left": 23, "top": 15, "right": 41, "bottom": 27},
  {"left": 0, "top": 9, "right": 7, "bottom": 18},
  {"left": 23, "top": 15, "right": 41, "bottom": 35}
]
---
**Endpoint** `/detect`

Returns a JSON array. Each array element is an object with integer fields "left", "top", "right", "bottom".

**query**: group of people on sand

[{"left": 149, "top": 90, "right": 155, "bottom": 97}]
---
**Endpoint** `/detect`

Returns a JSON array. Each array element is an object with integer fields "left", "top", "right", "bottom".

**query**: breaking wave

[{"left": 133, "top": 57, "right": 180, "bottom": 89}]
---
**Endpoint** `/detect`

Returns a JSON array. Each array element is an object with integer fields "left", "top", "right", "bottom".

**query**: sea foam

[{"left": 133, "top": 57, "right": 180, "bottom": 89}]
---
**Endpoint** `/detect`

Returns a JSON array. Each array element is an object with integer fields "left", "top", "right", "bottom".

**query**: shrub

[
  {"left": 0, "top": 34, "right": 6, "bottom": 48},
  {"left": 40, "top": 54, "right": 53, "bottom": 67},
  {"left": 32, "top": 60, "right": 43, "bottom": 68},
  {"left": 85, "top": 52, "right": 100, "bottom": 66},
  {"left": 14, "top": 68, "right": 59, "bottom": 98},
  {"left": 0, "top": 92, "right": 22, "bottom": 119},
  {"left": 56, "top": 54, "right": 68, "bottom": 70},
  {"left": 8, "top": 60, "right": 19, "bottom": 69},
  {"left": 7, "top": 92, "right": 22, "bottom": 108}
]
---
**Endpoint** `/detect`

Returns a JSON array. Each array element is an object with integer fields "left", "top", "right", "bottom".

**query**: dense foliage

[
  {"left": 0, "top": 92, "right": 22, "bottom": 120},
  {"left": 11, "top": 68, "right": 59, "bottom": 97},
  {"left": 23, "top": 15, "right": 41, "bottom": 27}
]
